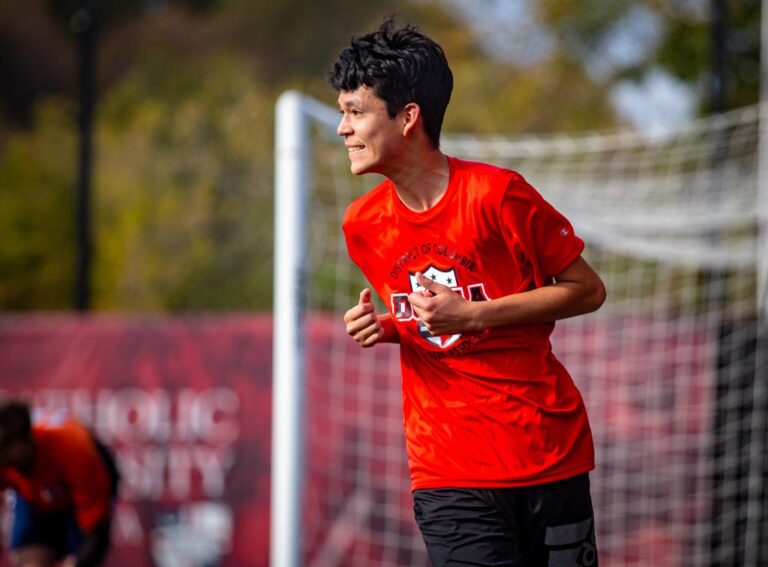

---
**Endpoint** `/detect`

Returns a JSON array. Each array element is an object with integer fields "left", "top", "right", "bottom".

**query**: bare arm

[{"left": 408, "top": 255, "right": 606, "bottom": 336}]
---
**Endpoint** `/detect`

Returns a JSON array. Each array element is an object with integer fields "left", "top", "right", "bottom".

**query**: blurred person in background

[
  {"left": 333, "top": 18, "right": 605, "bottom": 567},
  {"left": 0, "top": 399, "right": 119, "bottom": 567}
]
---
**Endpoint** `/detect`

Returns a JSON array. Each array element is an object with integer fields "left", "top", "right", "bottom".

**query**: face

[{"left": 337, "top": 86, "right": 406, "bottom": 176}]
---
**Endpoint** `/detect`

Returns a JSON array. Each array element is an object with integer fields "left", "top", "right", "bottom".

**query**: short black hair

[
  {"left": 0, "top": 399, "right": 32, "bottom": 447},
  {"left": 329, "top": 18, "right": 453, "bottom": 149}
]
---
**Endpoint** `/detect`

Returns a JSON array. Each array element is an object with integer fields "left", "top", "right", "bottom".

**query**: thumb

[
  {"left": 358, "top": 288, "right": 372, "bottom": 305},
  {"left": 416, "top": 272, "right": 448, "bottom": 294}
]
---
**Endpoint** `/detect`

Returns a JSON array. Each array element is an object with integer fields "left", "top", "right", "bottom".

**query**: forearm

[
  {"left": 472, "top": 279, "right": 605, "bottom": 330},
  {"left": 473, "top": 256, "right": 606, "bottom": 330},
  {"left": 409, "top": 257, "right": 605, "bottom": 337}
]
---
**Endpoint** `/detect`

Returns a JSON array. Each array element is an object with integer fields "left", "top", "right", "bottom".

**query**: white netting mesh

[{"left": 289, "top": 100, "right": 766, "bottom": 567}]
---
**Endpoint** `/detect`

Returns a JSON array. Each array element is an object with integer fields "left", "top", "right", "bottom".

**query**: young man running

[{"left": 331, "top": 19, "right": 605, "bottom": 567}]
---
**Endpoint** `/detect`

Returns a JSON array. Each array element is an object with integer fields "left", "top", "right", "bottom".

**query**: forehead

[{"left": 337, "top": 86, "right": 385, "bottom": 108}]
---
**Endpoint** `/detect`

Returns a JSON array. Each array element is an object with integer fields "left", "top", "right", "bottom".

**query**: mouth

[{"left": 346, "top": 145, "right": 365, "bottom": 155}]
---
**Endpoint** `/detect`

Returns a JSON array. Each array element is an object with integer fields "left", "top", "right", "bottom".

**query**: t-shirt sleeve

[{"left": 499, "top": 174, "right": 584, "bottom": 286}]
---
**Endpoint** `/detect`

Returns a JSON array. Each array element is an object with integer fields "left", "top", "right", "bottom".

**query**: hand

[
  {"left": 343, "top": 289, "right": 383, "bottom": 347},
  {"left": 408, "top": 272, "right": 480, "bottom": 335},
  {"left": 61, "top": 556, "right": 77, "bottom": 567}
]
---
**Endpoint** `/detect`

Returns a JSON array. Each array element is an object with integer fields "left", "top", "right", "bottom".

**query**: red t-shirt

[
  {"left": 0, "top": 414, "right": 113, "bottom": 532},
  {"left": 343, "top": 157, "right": 595, "bottom": 490}
]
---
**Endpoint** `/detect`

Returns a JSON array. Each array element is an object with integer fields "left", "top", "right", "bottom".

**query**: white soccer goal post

[{"left": 272, "top": 90, "right": 767, "bottom": 567}]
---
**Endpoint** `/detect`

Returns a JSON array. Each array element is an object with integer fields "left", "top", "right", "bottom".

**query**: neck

[{"left": 389, "top": 149, "right": 450, "bottom": 212}]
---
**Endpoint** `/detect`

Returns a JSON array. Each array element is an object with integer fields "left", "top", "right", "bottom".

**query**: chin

[{"left": 350, "top": 162, "right": 372, "bottom": 176}]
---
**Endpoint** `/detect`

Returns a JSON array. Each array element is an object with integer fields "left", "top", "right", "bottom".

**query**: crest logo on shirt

[
  {"left": 408, "top": 265, "right": 458, "bottom": 293},
  {"left": 391, "top": 265, "right": 490, "bottom": 350},
  {"left": 410, "top": 266, "right": 462, "bottom": 349}
]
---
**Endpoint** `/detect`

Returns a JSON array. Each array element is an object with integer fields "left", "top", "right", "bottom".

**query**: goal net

[{"left": 272, "top": 92, "right": 767, "bottom": 567}]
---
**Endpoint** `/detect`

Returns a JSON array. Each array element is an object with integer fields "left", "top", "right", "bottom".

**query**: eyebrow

[{"left": 338, "top": 97, "right": 364, "bottom": 110}]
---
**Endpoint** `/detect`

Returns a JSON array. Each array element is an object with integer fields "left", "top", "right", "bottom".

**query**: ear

[{"left": 401, "top": 102, "right": 421, "bottom": 137}]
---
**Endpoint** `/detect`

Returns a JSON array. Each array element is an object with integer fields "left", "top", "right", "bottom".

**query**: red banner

[{"left": 0, "top": 315, "right": 274, "bottom": 567}]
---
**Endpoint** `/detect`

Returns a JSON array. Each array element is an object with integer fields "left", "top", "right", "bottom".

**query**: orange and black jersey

[{"left": 0, "top": 416, "right": 114, "bottom": 533}]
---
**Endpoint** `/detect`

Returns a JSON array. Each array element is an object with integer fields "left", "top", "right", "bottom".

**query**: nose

[{"left": 337, "top": 113, "right": 352, "bottom": 137}]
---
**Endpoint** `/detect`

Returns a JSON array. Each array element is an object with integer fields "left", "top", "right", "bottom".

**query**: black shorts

[{"left": 413, "top": 473, "right": 597, "bottom": 567}]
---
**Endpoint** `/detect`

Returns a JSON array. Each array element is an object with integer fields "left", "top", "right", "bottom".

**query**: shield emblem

[{"left": 409, "top": 266, "right": 462, "bottom": 349}]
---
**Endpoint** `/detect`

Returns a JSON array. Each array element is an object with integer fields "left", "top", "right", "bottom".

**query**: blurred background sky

[{"left": 0, "top": 0, "right": 761, "bottom": 313}]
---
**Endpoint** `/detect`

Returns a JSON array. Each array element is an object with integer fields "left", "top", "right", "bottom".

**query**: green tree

[
  {"left": 0, "top": 100, "right": 77, "bottom": 308},
  {"left": 0, "top": 1, "right": 622, "bottom": 311},
  {"left": 93, "top": 54, "right": 275, "bottom": 310},
  {"left": 651, "top": 0, "right": 760, "bottom": 110},
  {"left": 1, "top": 0, "right": 758, "bottom": 311},
  {"left": 536, "top": 0, "right": 760, "bottom": 111}
]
